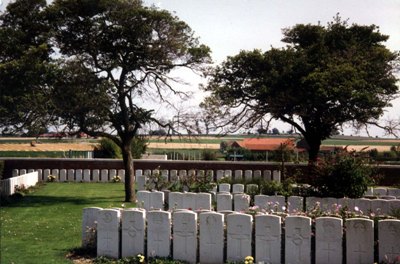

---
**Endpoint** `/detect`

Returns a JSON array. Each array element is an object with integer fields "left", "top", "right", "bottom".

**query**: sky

[{"left": 1, "top": 0, "right": 399, "bottom": 136}]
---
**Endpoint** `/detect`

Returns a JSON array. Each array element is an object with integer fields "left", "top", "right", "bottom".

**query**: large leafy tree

[
  {"left": 202, "top": 17, "right": 399, "bottom": 163},
  {"left": 0, "top": 0, "right": 55, "bottom": 136},
  {"left": 48, "top": 0, "right": 210, "bottom": 202}
]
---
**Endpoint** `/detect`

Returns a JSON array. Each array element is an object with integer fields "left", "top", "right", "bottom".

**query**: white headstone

[
  {"left": 232, "top": 184, "right": 245, "bottom": 194},
  {"left": 354, "top": 198, "right": 371, "bottom": 215},
  {"left": 75, "top": 169, "right": 83, "bottom": 182},
  {"left": 92, "top": 169, "right": 100, "bottom": 182},
  {"left": 371, "top": 199, "right": 389, "bottom": 215},
  {"left": 118, "top": 169, "right": 125, "bottom": 183},
  {"left": 137, "top": 190, "right": 151, "bottom": 210},
  {"left": 244, "top": 170, "right": 252, "bottom": 181},
  {"left": 137, "top": 176, "right": 146, "bottom": 191},
  {"left": 147, "top": 211, "right": 171, "bottom": 258},
  {"left": 217, "top": 193, "right": 233, "bottom": 211},
  {"left": 373, "top": 187, "right": 388, "bottom": 197},
  {"left": 170, "top": 170, "right": 178, "bottom": 183},
  {"left": 388, "top": 200, "right": 400, "bottom": 216},
  {"left": 234, "top": 194, "right": 250, "bottom": 212},
  {"left": 43, "top": 169, "right": 51, "bottom": 181},
  {"left": 196, "top": 193, "right": 212, "bottom": 211},
  {"left": 346, "top": 218, "right": 374, "bottom": 264},
  {"left": 150, "top": 191, "right": 164, "bottom": 210},
  {"left": 179, "top": 170, "right": 187, "bottom": 179},
  {"left": 234, "top": 170, "right": 243, "bottom": 181},
  {"left": 224, "top": 170, "right": 232, "bottom": 180},
  {"left": 315, "top": 217, "right": 343, "bottom": 264},
  {"left": 12, "top": 169, "right": 19, "bottom": 177},
  {"left": 173, "top": 211, "right": 197, "bottom": 264},
  {"left": 135, "top": 169, "right": 143, "bottom": 178},
  {"left": 20, "top": 169, "right": 27, "bottom": 175},
  {"left": 364, "top": 186, "right": 374, "bottom": 196},
  {"left": 378, "top": 219, "right": 400, "bottom": 263},
  {"left": 37, "top": 169, "right": 43, "bottom": 181},
  {"left": 83, "top": 169, "right": 91, "bottom": 182},
  {"left": 97, "top": 209, "right": 121, "bottom": 259},
  {"left": 101, "top": 169, "right": 109, "bottom": 182},
  {"left": 169, "top": 192, "right": 183, "bottom": 210},
  {"left": 254, "top": 195, "right": 270, "bottom": 212},
  {"left": 82, "top": 207, "right": 102, "bottom": 248},
  {"left": 253, "top": 170, "right": 262, "bottom": 180},
  {"left": 226, "top": 213, "right": 252, "bottom": 262},
  {"left": 255, "top": 214, "right": 281, "bottom": 264},
  {"left": 219, "top": 183, "right": 231, "bottom": 193},
  {"left": 268, "top": 195, "right": 286, "bottom": 213},
  {"left": 199, "top": 212, "right": 224, "bottom": 264},
  {"left": 67, "top": 169, "right": 75, "bottom": 182},
  {"left": 288, "top": 196, "right": 304, "bottom": 214},
  {"left": 216, "top": 170, "right": 225, "bottom": 181},
  {"left": 161, "top": 170, "right": 169, "bottom": 182},
  {"left": 264, "top": 170, "right": 272, "bottom": 181},
  {"left": 285, "top": 216, "right": 311, "bottom": 264},
  {"left": 121, "top": 209, "right": 146, "bottom": 258},
  {"left": 59, "top": 169, "right": 67, "bottom": 182},
  {"left": 320, "top": 197, "right": 338, "bottom": 213},
  {"left": 306, "top": 197, "right": 322, "bottom": 212},
  {"left": 337, "top": 197, "right": 355, "bottom": 212},
  {"left": 387, "top": 188, "right": 400, "bottom": 197},
  {"left": 109, "top": 169, "right": 117, "bottom": 181},
  {"left": 272, "top": 170, "right": 281, "bottom": 182},
  {"left": 183, "top": 192, "right": 197, "bottom": 210}
]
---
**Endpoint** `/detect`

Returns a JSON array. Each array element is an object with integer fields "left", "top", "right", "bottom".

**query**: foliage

[
  {"left": 0, "top": 160, "right": 4, "bottom": 180},
  {"left": 201, "top": 15, "right": 399, "bottom": 162},
  {"left": 94, "top": 138, "right": 122, "bottom": 159},
  {"left": 314, "top": 153, "right": 374, "bottom": 198},
  {"left": 94, "top": 255, "right": 188, "bottom": 264},
  {"left": 47, "top": 175, "right": 57, "bottom": 182},
  {"left": 201, "top": 149, "right": 218, "bottom": 160},
  {"left": 131, "top": 136, "right": 148, "bottom": 159}
]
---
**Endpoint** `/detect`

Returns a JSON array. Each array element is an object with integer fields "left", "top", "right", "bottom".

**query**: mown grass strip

[{"left": 0, "top": 182, "right": 132, "bottom": 264}]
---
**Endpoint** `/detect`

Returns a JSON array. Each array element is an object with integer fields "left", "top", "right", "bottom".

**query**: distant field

[{"left": 0, "top": 136, "right": 399, "bottom": 153}]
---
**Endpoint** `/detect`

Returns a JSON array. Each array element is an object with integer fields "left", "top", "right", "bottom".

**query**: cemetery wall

[
  {"left": 1, "top": 158, "right": 400, "bottom": 185},
  {"left": 83, "top": 208, "right": 400, "bottom": 263},
  {"left": 0, "top": 171, "right": 39, "bottom": 196}
]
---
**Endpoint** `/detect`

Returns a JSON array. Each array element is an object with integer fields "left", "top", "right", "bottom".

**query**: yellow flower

[
  {"left": 137, "top": 254, "right": 145, "bottom": 263},
  {"left": 244, "top": 256, "right": 254, "bottom": 264}
]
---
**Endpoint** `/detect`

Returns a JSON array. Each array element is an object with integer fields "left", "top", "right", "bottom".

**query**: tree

[
  {"left": 48, "top": 0, "right": 210, "bottom": 202},
  {"left": 201, "top": 16, "right": 399, "bottom": 163},
  {"left": 0, "top": 0, "right": 56, "bottom": 136}
]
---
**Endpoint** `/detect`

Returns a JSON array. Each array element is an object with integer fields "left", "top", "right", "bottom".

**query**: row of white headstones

[
  {"left": 83, "top": 207, "right": 400, "bottom": 264},
  {"left": 136, "top": 190, "right": 400, "bottom": 216}
]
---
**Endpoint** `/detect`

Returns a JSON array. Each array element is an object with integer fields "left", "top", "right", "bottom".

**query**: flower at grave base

[
  {"left": 137, "top": 254, "right": 145, "bottom": 263},
  {"left": 244, "top": 255, "right": 254, "bottom": 264},
  {"left": 354, "top": 206, "right": 360, "bottom": 212}
]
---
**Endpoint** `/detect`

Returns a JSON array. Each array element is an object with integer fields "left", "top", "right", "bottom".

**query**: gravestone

[
  {"left": 206, "top": 170, "right": 214, "bottom": 181},
  {"left": 226, "top": 213, "right": 252, "bottom": 262},
  {"left": 135, "top": 169, "right": 143, "bottom": 178},
  {"left": 60, "top": 169, "right": 67, "bottom": 182},
  {"left": 255, "top": 214, "right": 281, "bottom": 264},
  {"left": 83, "top": 169, "right": 91, "bottom": 182},
  {"left": 253, "top": 170, "right": 262, "bottom": 180},
  {"left": 179, "top": 170, "right": 187, "bottom": 179},
  {"left": 354, "top": 198, "right": 371, "bottom": 215},
  {"left": 216, "top": 170, "right": 225, "bottom": 181},
  {"left": 321, "top": 197, "right": 338, "bottom": 213},
  {"left": 388, "top": 200, "right": 400, "bottom": 216},
  {"left": 234, "top": 194, "right": 250, "bottom": 212},
  {"left": 137, "top": 191, "right": 151, "bottom": 210},
  {"left": 244, "top": 170, "right": 252, "bottom": 181},
  {"left": 91, "top": 169, "right": 99, "bottom": 182},
  {"left": 37, "top": 169, "right": 43, "bottom": 181},
  {"left": 234, "top": 170, "right": 243, "bottom": 181},
  {"left": 75, "top": 169, "right": 83, "bottom": 182},
  {"left": 151, "top": 191, "right": 164, "bottom": 210},
  {"left": 268, "top": 195, "right": 286, "bottom": 212},
  {"left": 67, "top": 169, "right": 75, "bottom": 182},
  {"left": 232, "top": 184, "right": 244, "bottom": 194},
  {"left": 182, "top": 192, "right": 197, "bottom": 210},
  {"left": 101, "top": 169, "right": 109, "bottom": 182},
  {"left": 43, "top": 169, "right": 51, "bottom": 181},
  {"left": 136, "top": 176, "right": 146, "bottom": 191},
  {"left": 173, "top": 211, "right": 197, "bottom": 264},
  {"left": 109, "top": 169, "right": 117, "bottom": 181},
  {"left": 199, "top": 212, "right": 224, "bottom": 264},
  {"left": 224, "top": 170, "right": 232, "bottom": 180},
  {"left": 97, "top": 209, "right": 121, "bottom": 259},
  {"left": 288, "top": 196, "right": 304, "bottom": 214},
  {"left": 272, "top": 170, "right": 281, "bottom": 182},
  {"left": 169, "top": 192, "right": 183, "bottom": 210},
  {"left": 364, "top": 186, "right": 374, "bottom": 196},
  {"left": 306, "top": 197, "right": 322, "bottom": 212},
  {"left": 346, "top": 218, "right": 374, "bottom": 264},
  {"left": 196, "top": 193, "right": 212, "bottom": 211},
  {"left": 371, "top": 199, "right": 389, "bottom": 215},
  {"left": 147, "top": 211, "right": 171, "bottom": 258},
  {"left": 387, "top": 188, "right": 400, "bottom": 197},
  {"left": 219, "top": 183, "right": 231, "bottom": 193},
  {"left": 161, "top": 170, "right": 169, "bottom": 182},
  {"left": 118, "top": 169, "right": 125, "bottom": 182},
  {"left": 82, "top": 207, "right": 102, "bottom": 247},
  {"left": 170, "top": 170, "right": 178, "bottom": 183},
  {"left": 121, "top": 209, "right": 146, "bottom": 258},
  {"left": 285, "top": 216, "right": 312, "bottom": 264},
  {"left": 51, "top": 169, "right": 60, "bottom": 181},
  {"left": 12, "top": 169, "right": 18, "bottom": 177},
  {"left": 20, "top": 169, "right": 26, "bottom": 175},
  {"left": 378, "top": 219, "right": 400, "bottom": 263},
  {"left": 315, "top": 217, "right": 343, "bottom": 264},
  {"left": 337, "top": 197, "right": 355, "bottom": 212},
  {"left": 264, "top": 170, "right": 272, "bottom": 181},
  {"left": 373, "top": 187, "right": 387, "bottom": 197},
  {"left": 254, "top": 195, "right": 270, "bottom": 212},
  {"left": 217, "top": 193, "right": 233, "bottom": 211}
]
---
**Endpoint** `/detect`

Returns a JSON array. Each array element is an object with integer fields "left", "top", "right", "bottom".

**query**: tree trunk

[
  {"left": 121, "top": 142, "right": 135, "bottom": 202},
  {"left": 305, "top": 136, "right": 322, "bottom": 165}
]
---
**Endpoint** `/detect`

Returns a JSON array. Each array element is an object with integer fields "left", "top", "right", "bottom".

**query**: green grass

[
  {"left": 0, "top": 183, "right": 133, "bottom": 264},
  {"left": 322, "top": 139, "right": 399, "bottom": 146}
]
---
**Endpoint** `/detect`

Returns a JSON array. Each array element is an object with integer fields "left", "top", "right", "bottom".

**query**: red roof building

[{"left": 235, "top": 138, "right": 296, "bottom": 151}]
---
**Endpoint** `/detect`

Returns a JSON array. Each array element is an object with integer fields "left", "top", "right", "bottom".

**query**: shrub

[
  {"left": 94, "top": 138, "right": 122, "bottom": 159},
  {"left": 315, "top": 153, "right": 374, "bottom": 198}
]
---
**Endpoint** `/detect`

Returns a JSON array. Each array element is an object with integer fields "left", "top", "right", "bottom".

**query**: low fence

[
  {"left": 0, "top": 171, "right": 39, "bottom": 196},
  {"left": 83, "top": 208, "right": 400, "bottom": 263},
  {"left": 2, "top": 158, "right": 400, "bottom": 186}
]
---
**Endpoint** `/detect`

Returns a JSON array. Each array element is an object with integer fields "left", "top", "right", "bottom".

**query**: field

[{"left": 0, "top": 135, "right": 399, "bottom": 154}]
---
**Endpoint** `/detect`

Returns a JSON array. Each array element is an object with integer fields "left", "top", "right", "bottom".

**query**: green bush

[
  {"left": 315, "top": 154, "right": 374, "bottom": 198},
  {"left": 94, "top": 138, "right": 122, "bottom": 159},
  {"left": 0, "top": 160, "right": 4, "bottom": 180}
]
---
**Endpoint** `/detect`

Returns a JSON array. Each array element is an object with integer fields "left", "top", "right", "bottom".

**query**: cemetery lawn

[{"left": 0, "top": 182, "right": 132, "bottom": 264}]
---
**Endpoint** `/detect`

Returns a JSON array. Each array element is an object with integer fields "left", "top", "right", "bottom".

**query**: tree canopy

[
  {"left": 202, "top": 16, "right": 399, "bottom": 162},
  {"left": 0, "top": 0, "right": 211, "bottom": 202}
]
